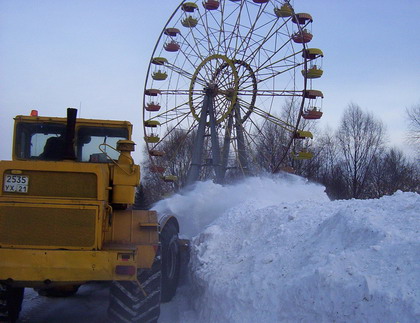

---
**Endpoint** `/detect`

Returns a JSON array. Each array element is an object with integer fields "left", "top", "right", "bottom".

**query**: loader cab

[{"left": 13, "top": 115, "right": 132, "bottom": 162}]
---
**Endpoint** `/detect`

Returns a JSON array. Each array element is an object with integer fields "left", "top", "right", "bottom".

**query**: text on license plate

[{"left": 3, "top": 174, "right": 29, "bottom": 193}]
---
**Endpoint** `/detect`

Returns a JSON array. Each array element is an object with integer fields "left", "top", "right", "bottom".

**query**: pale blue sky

[{"left": 1, "top": 0, "right": 419, "bottom": 161}]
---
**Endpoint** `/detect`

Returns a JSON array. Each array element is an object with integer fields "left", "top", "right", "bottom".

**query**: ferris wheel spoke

[
  {"left": 180, "top": 120, "right": 200, "bottom": 142},
  {"left": 215, "top": 96, "right": 231, "bottom": 115},
  {"left": 219, "top": 1, "right": 242, "bottom": 56},
  {"left": 226, "top": 16, "right": 263, "bottom": 59},
  {"left": 232, "top": 0, "right": 266, "bottom": 60},
  {"left": 237, "top": 88, "right": 302, "bottom": 97},
  {"left": 186, "top": 23, "right": 219, "bottom": 66},
  {"left": 254, "top": 50, "right": 303, "bottom": 75},
  {"left": 152, "top": 116, "right": 199, "bottom": 152},
  {"left": 202, "top": 10, "right": 219, "bottom": 55},
  {"left": 253, "top": 63, "right": 305, "bottom": 86},
  {"left": 218, "top": 1, "right": 227, "bottom": 55},
  {"left": 215, "top": 70, "right": 234, "bottom": 88},
  {"left": 179, "top": 15, "right": 208, "bottom": 61},
  {"left": 232, "top": 1, "right": 260, "bottom": 58},
  {"left": 159, "top": 89, "right": 202, "bottom": 95},
  {"left": 235, "top": 107, "right": 271, "bottom": 149},
  {"left": 165, "top": 62, "right": 205, "bottom": 86},
  {"left": 175, "top": 44, "right": 213, "bottom": 82},
  {"left": 230, "top": 2, "right": 245, "bottom": 59},
  {"left": 241, "top": 127, "right": 268, "bottom": 160},
  {"left": 224, "top": 13, "right": 257, "bottom": 58},
  {"left": 251, "top": 106, "right": 296, "bottom": 133},
  {"left": 178, "top": 30, "right": 217, "bottom": 78},
  {"left": 238, "top": 83, "right": 257, "bottom": 97},
  {"left": 155, "top": 110, "right": 192, "bottom": 128},
  {"left": 206, "top": 13, "right": 224, "bottom": 39},
  {"left": 238, "top": 78, "right": 254, "bottom": 90},
  {"left": 232, "top": 117, "right": 262, "bottom": 157},
  {"left": 176, "top": 38, "right": 205, "bottom": 66},
  {"left": 222, "top": 20, "right": 280, "bottom": 59},
  {"left": 236, "top": 63, "right": 253, "bottom": 78},
  {"left": 147, "top": 101, "right": 191, "bottom": 121},
  {"left": 178, "top": 25, "right": 217, "bottom": 79},
  {"left": 239, "top": 16, "right": 284, "bottom": 64},
  {"left": 235, "top": 96, "right": 254, "bottom": 108}
]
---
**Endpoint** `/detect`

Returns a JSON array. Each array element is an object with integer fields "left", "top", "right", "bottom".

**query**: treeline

[
  {"left": 285, "top": 104, "right": 419, "bottom": 199},
  {"left": 137, "top": 103, "right": 419, "bottom": 206}
]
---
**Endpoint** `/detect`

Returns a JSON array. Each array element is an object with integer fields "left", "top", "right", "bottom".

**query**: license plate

[{"left": 3, "top": 174, "right": 29, "bottom": 193}]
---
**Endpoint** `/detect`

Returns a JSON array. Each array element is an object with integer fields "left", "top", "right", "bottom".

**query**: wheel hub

[
  {"left": 189, "top": 54, "right": 239, "bottom": 124},
  {"left": 204, "top": 82, "right": 219, "bottom": 96}
]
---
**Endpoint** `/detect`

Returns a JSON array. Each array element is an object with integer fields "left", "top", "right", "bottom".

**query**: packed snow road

[{"left": 19, "top": 175, "right": 420, "bottom": 322}]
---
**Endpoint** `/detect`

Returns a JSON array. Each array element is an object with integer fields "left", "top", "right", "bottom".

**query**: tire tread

[{"left": 108, "top": 254, "right": 161, "bottom": 323}]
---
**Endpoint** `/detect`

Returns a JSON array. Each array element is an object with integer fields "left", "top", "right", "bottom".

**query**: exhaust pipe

[{"left": 64, "top": 108, "right": 77, "bottom": 160}]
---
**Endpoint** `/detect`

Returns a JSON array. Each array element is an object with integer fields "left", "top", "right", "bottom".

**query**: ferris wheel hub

[
  {"left": 204, "top": 83, "right": 219, "bottom": 96},
  {"left": 189, "top": 54, "right": 239, "bottom": 124}
]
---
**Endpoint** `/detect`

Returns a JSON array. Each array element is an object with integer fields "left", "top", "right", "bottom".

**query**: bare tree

[
  {"left": 368, "top": 148, "right": 420, "bottom": 197},
  {"left": 157, "top": 128, "right": 194, "bottom": 189},
  {"left": 315, "top": 127, "right": 339, "bottom": 177},
  {"left": 253, "top": 121, "right": 289, "bottom": 172},
  {"left": 138, "top": 146, "right": 175, "bottom": 206},
  {"left": 300, "top": 128, "right": 340, "bottom": 197},
  {"left": 253, "top": 98, "right": 317, "bottom": 173},
  {"left": 406, "top": 104, "right": 420, "bottom": 155},
  {"left": 336, "top": 103, "right": 386, "bottom": 199}
]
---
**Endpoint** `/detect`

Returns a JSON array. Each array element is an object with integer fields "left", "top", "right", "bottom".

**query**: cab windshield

[
  {"left": 77, "top": 126, "right": 128, "bottom": 162},
  {"left": 15, "top": 122, "right": 129, "bottom": 162}
]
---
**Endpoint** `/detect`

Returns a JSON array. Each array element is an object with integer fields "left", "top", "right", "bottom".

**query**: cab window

[
  {"left": 76, "top": 126, "right": 129, "bottom": 162},
  {"left": 15, "top": 122, "right": 66, "bottom": 160},
  {"left": 14, "top": 122, "right": 129, "bottom": 162}
]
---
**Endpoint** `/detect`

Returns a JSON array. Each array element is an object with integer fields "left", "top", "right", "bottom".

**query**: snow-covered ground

[{"left": 21, "top": 174, "right": 419, "bottom": 322}]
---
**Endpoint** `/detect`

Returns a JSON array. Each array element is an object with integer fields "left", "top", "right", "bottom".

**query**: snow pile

[{"left": 157, "top": 175, "right": 420, "bottom": 323}]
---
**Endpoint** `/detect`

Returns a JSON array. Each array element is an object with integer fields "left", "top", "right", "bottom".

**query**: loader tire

[
  {"left": 160, "top": 222, "right": 181, "bottom": 303},
  {"left": 108, "top": 255, "right": 161, "bottom": 323},
  {"left": 0, "top": 284, "right": 24, "bottom": 323}
]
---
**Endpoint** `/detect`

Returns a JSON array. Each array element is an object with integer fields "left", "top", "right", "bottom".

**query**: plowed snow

[{"left": 157, "top": 174, "right": 419, "bottom": 323}]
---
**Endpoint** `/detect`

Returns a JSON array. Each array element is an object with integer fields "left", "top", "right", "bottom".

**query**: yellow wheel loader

[{"left": 0, "top": 108, "right": 185, "bottom": 322}]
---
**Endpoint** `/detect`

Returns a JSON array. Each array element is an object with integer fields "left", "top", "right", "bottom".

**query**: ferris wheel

[{"left": 143, "top": 0, "right": 324, "bottom": 185}]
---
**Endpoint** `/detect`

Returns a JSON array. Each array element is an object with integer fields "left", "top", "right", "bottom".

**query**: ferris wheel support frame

[
  {"left": 186, "top": 89, "right": 251, "bottom": 185},
  {"left": 234, "top": 102, "right": 250, "bottom": 175},
  {"left": 186, "top": 86, "right": 225, "bottom": 185},
  {"left": 221, "top": 108, "right": 235, "bottom": 178}
]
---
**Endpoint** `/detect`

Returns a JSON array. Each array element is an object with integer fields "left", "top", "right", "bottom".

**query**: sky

[{"left": 1, "top": 0, "right": 419, "bottom": 161}]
